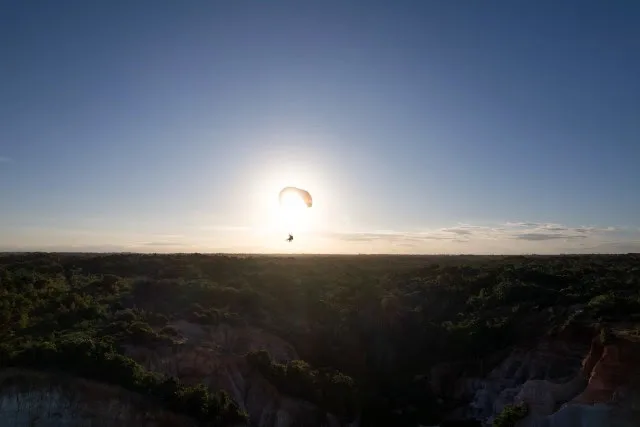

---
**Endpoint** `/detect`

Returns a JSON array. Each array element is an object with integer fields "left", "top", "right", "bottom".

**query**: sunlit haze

[{"left": 1, "top": 1, "right": 639, "bottom": 254}]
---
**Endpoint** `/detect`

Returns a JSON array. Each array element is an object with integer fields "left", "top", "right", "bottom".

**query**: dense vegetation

[
  {"left": 246, "top": 349, "right": 358, "bottom": 420},
  {"left": 0, "top": 252, "right": 639, "bottom": 426},
  {"left": 0, "top": 336, "right": 246, "bottom": 426},
  {"left": 492, "top": 403, "right": 528, "bottom": 427}
]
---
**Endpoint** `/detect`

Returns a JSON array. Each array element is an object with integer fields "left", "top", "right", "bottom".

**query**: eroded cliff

[
  {"left": 434, "top": 325, "right": 640, "bottom": 427},
  {"left": 124, "top": 320, "right": 356, "bottom": 427},
  {"left": 0, "top": 368, "right": 196, "bottom": 427}
]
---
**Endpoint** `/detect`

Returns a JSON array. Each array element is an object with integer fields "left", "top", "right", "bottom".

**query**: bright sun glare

[
  {"left": 280, "top": 191, "right": 308, "bottom": 210},
  {"left": 257, "top": 181, "right": 318, "bottom": 238},
  {"left": 277, "top": 192, "right": 311, "bottom": 234},
  {"left": 251, "top": 160, "right": 328, "bottom": 240}
]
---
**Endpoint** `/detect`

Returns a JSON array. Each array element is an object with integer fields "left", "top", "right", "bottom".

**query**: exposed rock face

[
  {"left": 435, "top": 336, "right": 590, "bottom": 424},
  {"left": 516, "top": 334, "right": 640, "bottom": 427},
  {"left": 125, "top": 321, "right": 356, "bottom": 427},
  {"left": 437, "top": 328, "right": 640, "bottom": 427},
  {"left": 0, "top": 368, "right": 195, "bottom": 427},
  {"left": 572, "top": 336, "right": 640, "bottom": 405}
]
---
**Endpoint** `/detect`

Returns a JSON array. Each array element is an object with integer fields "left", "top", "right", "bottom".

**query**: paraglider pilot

[{"left": 278, "top": 187, "right": 311, "bottom": 243}]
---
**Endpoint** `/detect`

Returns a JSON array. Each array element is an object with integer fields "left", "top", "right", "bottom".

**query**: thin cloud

[
  {"left": 441, "top": 227, "right": 473, "bottom": 235},
  {"left": 505, "top": 222, "right": 539, "bottom": 227},
  {"left": 540, "top": 226, "right": 569, "bottom": 232},
  {"left": 139, "top": 241, "right": 186, "bottom": 247},
  {"left": 332, "top": 232, "right": 440, "bottom": 243},
  {"left": 153, "top": 234, "right": 185, "bottom": 239},
  {"left": 3, "top": 221, "right": 635, "bottom": 255},
  {"left": 199, "top": 225, "right": 250, "bottom": 232},
  {"left": 331, "top": 221, "right": 625, "bottom": 247},
  {"left": 507, "top": 223, "right": 619, "bottom": 240},
  {"left": 586, "top": 241, "right": 640, "bottom": 253},
  {"left": 0, "top": 244, "right": 128, "bottom": 252},
  {"left": 514, "top": 233, "right": 587, "bottom": 241},
  {"left": 333, "top": 229, "right": 477, "bottom": 244},
  {"left": 0, "top": 156, "right": 13, "bottom": 163}
]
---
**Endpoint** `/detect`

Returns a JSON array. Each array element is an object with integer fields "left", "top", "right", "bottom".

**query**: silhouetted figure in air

[{"left": 286, "top": 234, "right": 293, "bottom": 242}]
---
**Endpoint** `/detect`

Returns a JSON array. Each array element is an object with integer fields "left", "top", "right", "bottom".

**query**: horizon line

[{"left": 1, "top": 251, "right": 638, "bottom": 257}]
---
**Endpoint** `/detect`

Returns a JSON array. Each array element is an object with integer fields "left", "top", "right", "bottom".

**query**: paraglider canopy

[
  {"left": 276, "top": 187, "right": 313, "bottom": 242},
  {"left": 279, "top": 186, "right": 312, "bottom": 208},
  {"left": 277, "top": 187, "right": 312, "bottom": 243}
]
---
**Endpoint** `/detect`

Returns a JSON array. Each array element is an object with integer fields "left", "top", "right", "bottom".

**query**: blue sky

[{"left": 1, "top": 0, "right": 639, "bottom": 254}]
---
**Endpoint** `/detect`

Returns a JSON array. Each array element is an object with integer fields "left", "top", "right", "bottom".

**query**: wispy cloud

[
  {"left": 152, "top": 234, "right": 185, "bottom": 239},
  {"left": 199, "top": 225, "right": 250, "bottom": 232},
  {"left": 0, "top": 244, "right": 129, "bottom": 253},
  {"left": 328, "top": 221, "right": 635, "bottom": 253},
  {"left": 0, "top": 156, "right": 12, "bottom": 163},
  {"left": 139, "top": 241, "right": 186, "bottom": 247},
  {"left": 513, "top": 233, "right": 587, "bottom": 241},
  {"left": 505, "top": 222, "right": 539, "bottom": 227},
  {"left": 331, "top": 232, "right": 438, "bottom": 243},
  {"left": 503, "top": 223, "right": 617, "bottom": 241},
  {"left": 2, "top": 221, "right": 637, "bottom": 255},
  {"left": 586, "top": 240, "right": 640, "bottom": 253},
  {"left": 441, "top": 227, "right": 474, "bottom": 235}
]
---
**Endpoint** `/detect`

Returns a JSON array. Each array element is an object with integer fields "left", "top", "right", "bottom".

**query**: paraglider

[
  {"left": 278, "top": 186, "right": 312, "bottom": 241},
  {"left": 278, "top": 186, "right": 312, "bottom": 208}
]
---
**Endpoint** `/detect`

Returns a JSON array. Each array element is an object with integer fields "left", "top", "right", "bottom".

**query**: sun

[
  {"left": 280, "top": 191, "right": 309, "bottom": 211},
  {"left": 255, "top": 182, "right": 317, "bottom": 237},
  {"left": 277, "top": 191, "right": 311, "bottom": 233},
  {"left": 248, "top": 161, "right": 329, "bottom": 240}
]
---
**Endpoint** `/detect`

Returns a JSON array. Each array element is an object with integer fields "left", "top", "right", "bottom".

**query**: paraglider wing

[{"left": 278, "top": 187, "right": 312, "bottom": 208}]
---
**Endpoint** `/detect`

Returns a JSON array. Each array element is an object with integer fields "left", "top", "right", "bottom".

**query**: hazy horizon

[{"left": 2, "top": 1, "right": 639, "bottom": 254}]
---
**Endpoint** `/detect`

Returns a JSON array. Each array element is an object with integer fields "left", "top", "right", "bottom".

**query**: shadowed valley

[{"left": 1, "top": 253, "right": 640, "bottom": 426}]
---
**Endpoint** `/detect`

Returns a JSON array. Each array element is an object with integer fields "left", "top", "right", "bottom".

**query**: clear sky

[{"left": 1, "top": 0, "right": 639, "bottom": 254}]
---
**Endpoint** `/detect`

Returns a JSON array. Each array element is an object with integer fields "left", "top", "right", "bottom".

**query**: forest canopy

[{"left": 1, "top": 252, "right": 639, "bottom": 426}]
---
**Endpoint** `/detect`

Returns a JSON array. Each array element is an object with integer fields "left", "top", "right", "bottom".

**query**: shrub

[
  {"left": 493, "top": 402, "right": 528, "bottom": 427},
  {"left": 3, "top": 337, "right": 247, "bottom": 426},
  {"left": 245, "top": 350, "right": 358, "bottom": 421}
]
